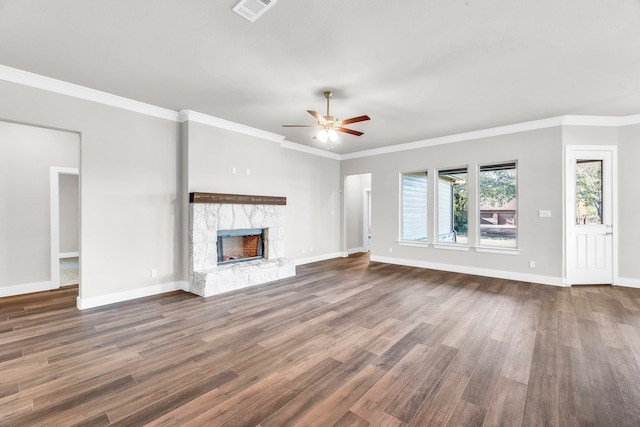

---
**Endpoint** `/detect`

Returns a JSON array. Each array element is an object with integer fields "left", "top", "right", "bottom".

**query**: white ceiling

[{"left": 1, "top": 0, "right": 640, "bottom": 154}]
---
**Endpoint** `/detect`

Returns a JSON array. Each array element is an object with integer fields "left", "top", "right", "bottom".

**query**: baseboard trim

[
  {"left": 295, "top": 252, "right": 343, "bottom": 266},
  {"left": 370, "top": 255, "right": 566, "bottom": 287},
  {"left": 615, "top": 277, "right": 640, "bottom": 289},
  {"left": 347, "top": 247, "right": 365, "bottom": 255},
  {"left": 0, "top": 281, "right": 57, "bottom": 298},
  {"left": 76, "top": 281, "right": 191, "bottom": 310},
  {"left": 59, "top": 252, "right": 79, "bottom": 259}
]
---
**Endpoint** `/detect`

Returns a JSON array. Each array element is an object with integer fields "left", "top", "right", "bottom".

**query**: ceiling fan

[{"left": 283, "top": 91, "right": 370, "bottom": 143}]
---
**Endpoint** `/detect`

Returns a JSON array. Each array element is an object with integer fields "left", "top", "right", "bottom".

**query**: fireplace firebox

[{"left": 217, "top": 228, "right": 265, "bottom": 265}]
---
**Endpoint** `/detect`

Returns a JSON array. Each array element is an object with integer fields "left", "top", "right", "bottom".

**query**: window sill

[
  {"left": 474, "top": 246, "right": 520, "bottom": 256},
  {"left": 433, "top": 243, "right": 470, "bottom": 252},
  {"left": 397, "top": 240, "right": 429, "bottom": 248}
]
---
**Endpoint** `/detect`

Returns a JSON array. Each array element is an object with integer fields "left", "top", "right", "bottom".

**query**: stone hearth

[{"left": 189, "top": 193, "right": 295, "bottom": 297}]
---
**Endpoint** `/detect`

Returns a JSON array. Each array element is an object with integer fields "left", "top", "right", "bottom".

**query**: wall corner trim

[
  {"left": 76, "top": 281, "right": 191, "bottom": 310},
  {"left": 0, "top": 281, "right": 57, "bottom": 298},
  {"left": 280, "top": 140, "right": 342, "bottom": 160},
  {"left": 178, "top": 109, "right": 285, "bottom": 144},
  {"left": 370, "top": 255, "right": 566, "bottom": 287},
  {"left": 5, "top": 63, "right": 640, "bottom": 162},
  {"left": 616, "top": 277, "right": 640, "bottom": 289},
  {"left": 295, "top": 252, "right": 343, "bottom": 266},
  {"left": 0, "top": 64, "right": 179, "bottom": 121}
]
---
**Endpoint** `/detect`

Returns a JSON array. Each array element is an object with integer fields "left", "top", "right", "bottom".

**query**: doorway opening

[
  {"left": 50, "top": 167, "right": 80, "bottom": 291},
  {"left": 344, "top": 173, "right": 372, "bottom": 255}
]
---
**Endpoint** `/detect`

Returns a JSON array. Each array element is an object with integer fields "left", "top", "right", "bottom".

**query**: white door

[{"left": 566, "top": 148, "right": 614, "bottom": 285}]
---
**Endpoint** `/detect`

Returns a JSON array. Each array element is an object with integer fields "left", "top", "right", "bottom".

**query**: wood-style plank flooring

[{"left": 2, "top": 253, "right": 640, "bottom": 426}]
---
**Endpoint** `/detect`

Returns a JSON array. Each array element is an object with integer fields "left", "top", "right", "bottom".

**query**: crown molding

[
  {"left": 280, "top": 140, "right": 342, "bottom": 160},
  {"left": 342, "top": 113, "right": 640, "bottom": 160},
  {"left": 341, "top": 116, "right": 565, "bottom": 160},
  {"left": 4, "top": 63, "right": 640, "bottom": 161},
  {"left": 618, "top": 113, "right": 640, "bottom": 126},
  {"left": 562, "top": 115, "right": 626, "bottom": 126},
  {"left": 0, "top": 64, "right": 179, "bottom": 121},
  {"left": 178, "top": 110, "right": 285, "bottom": 144}
]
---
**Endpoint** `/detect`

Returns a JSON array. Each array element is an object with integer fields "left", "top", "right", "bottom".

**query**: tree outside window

[
  {"left": 438, "top": 168, "right": 468, "bottom": 244},
  {"left": 479, "top": 163, "right": 517, "bottom": 247},
  {"left": 575, "top": 160, "right": 603, "bottom": 225}
]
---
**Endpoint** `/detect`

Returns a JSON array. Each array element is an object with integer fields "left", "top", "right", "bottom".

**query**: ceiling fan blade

[
  {"left": 307, "top": 110, "right": 325, "bottom": 122},
  {"left": 338, "top": 115, "right": 370, "bottom": 125},
  {"left": 282, "top": 124, "right": 318, "bottom": 127},
  {"left": 335, "top": 127, "right": 364, "bottom": 136}
]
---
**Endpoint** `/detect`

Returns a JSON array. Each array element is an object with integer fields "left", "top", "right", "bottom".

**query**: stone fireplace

[{"left": 189, "top": 192, "right": 295, "bottom": 297}]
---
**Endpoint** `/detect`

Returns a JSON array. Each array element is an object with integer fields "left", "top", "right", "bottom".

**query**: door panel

[{"left": 567, "top": 149, "right": 613, "bottom": 285}]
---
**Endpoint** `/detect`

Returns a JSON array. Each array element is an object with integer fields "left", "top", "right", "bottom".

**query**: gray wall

[
  {"left": 59, "top": 173, "right": 79, "bottom": 254},
  {"left": 563, "top": 125, "right": 640, "bottom": 282},
  {"left": 619, "top": 124, "right": 640, "bottom": 281},
  {"left": 1, "top": 75, "right": 638, "bottom": 303},
  {"left": 0, "top": 80, "right": 181, "bottom": 299},
  {"left": 186, "top": 121, "right": 341, "bottom": 263},
  {"left": 0, "top": 121, "right": 79, "bottom": 288},
  {"left": 342, "top": 127, "right": 565, "bottom": 279}
]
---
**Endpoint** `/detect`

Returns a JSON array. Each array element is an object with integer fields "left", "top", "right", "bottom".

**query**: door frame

[
  {"left": 50, "top": 166, "right": 80, "bottom": 288},
  {"left": 564, "top": 145, "right": 618, "bottom": 286},
  {"left": 363, "top": 188, "right": 371, "bottom": 251}
]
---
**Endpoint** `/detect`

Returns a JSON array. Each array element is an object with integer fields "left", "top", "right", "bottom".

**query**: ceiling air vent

[{"left": 232, "top": 0, "right": 277, "bottom": 22}]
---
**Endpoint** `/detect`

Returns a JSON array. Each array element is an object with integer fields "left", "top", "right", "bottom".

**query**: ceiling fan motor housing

[{"left": 323, "top": 116, "right": 338, "bottom": 125}]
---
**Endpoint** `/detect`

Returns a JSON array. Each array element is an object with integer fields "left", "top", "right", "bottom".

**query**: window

[
  {"left": 479, "top": 162, "right": 517, "bottom": 248},
  {"left": 575, "top": 159, "right": 603, "bottom": 225},
  {"left": 437, "top": 167, "right": 468, "bottom": 244},
  {"left": 401, "top": 171, "right": 428, "bottom": 241}
]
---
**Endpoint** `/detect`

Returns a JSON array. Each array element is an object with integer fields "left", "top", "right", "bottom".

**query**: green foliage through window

[
  {"left": 479, "top": 162, "right": 517, "bottom": 248},
  {"left": 575, "top": 160, "right": 602, "bottom": 225}
]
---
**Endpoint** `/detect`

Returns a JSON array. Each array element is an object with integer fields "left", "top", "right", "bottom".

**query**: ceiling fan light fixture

[
  {"left": 316, "top": 129, "right": 329, "bottom": 142},
  {"left": 283, "top": 90, "right": 370, "bottom": 145},
  {"left": 328, "top": 128, "right": 339, "bottom": 142}
]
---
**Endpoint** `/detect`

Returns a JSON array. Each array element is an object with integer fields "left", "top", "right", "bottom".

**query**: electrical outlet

[
  {"left": 246, "top": 168, "right": 251, "bottom": 175},
  {"left": 151, "top": 269, "right": 158, "bottom": 278},
  {"left": 310, "top": 247, "right": 313, "bottom": 252},
  {"left": 538, "top": 210, "right": 551, "bottom": 218},
  {"left": 302, "top": 247, "right": 305, "bottom": 254},
  {"left": 529, "top": 261, "right": 535, "bottom": 268},
  {"left": 232, "top": 167, "right": 236, "bottom": 174},
  {"left": 389, "top": 247, "right": 393, "bottom": 253}
]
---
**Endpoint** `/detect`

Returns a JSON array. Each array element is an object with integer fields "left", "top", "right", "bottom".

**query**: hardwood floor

[{"left": 2, "top": 253, "right": 640, "bottom": 426}]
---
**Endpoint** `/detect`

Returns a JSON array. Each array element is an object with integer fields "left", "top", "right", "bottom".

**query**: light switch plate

[{"left": 538, "top": 210, "right": 551, "bottom": 217}]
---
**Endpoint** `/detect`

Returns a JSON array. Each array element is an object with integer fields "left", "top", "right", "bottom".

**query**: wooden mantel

[{"left": 189, "top": 192, "right": 286, "bottom": 205}]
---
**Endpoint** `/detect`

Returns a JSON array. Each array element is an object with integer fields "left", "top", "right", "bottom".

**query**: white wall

[
  {"left": 186, "top": 121, "right": 341, "bottom": 264},
  {"left": 0, "top": 80, "right": 182, "bottom": 303},
  {"left": 59, "top": 173, "right": 79, "bottom": 254},
  {"left": 342, "top": 127, "right": 565, "bottom": 283},
  {"left": 0, "top": 121, "right": 79, "bottom": 288}
]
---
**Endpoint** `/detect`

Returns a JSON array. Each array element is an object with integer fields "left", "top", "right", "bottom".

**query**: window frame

[
  {"left": 399, "top": 170, "right": 429, "bottom": 246},
  {"left": 435, "top": 165, "right": 469, "bottom": 248},
  {"left": 476, "top": 160, "right": 519, "bottom": 254}
]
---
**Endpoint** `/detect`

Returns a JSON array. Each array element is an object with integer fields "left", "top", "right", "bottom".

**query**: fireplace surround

[
  {"left": 217, "top": 228, "right": 264, "bottom": 265},
  {"left": 189, "top": 192, "right": 295, "bottom": 297}
]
